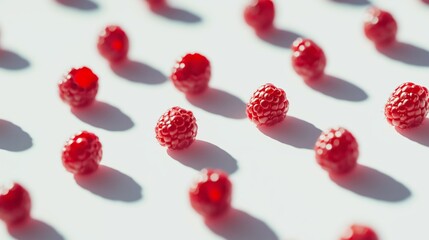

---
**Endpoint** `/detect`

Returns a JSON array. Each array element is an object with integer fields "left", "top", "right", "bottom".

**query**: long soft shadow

[
  {"left": 186, "top": 88, "right": 246, "bottom": 119},
  {"left": 71, "top": 101, "right": 134, "bottom": 131},
  {"left": 306, "top": 75, "right": 368, "bottom": 102},
  {"left": 396, "top": 120, "right": 429, "bottom": 147},
  {"left": 205, "top": 209, "right": 279, "bottom": 240},
  {"left": 377, "top": 42, "right": 429, "bottom": 67},
  {"left": 256, "top": 27, "right": 302, "bottom": 49},
  {"left": 0, "top": 50, "right": 30, "bottom": 70},
  {"left": 151, "top": 5, "right": 202, "bottom": 23},
  {"left": 8, "top": 218, "right": 65, "bottom": 240},
  {"left": 331, "top": 0, "right": 369, "bottom": 5},
  {"left": 0, "top": 119, "right": 32, "bottom": 152},
  {"left": 75, "top": 165, "right": 143, "bottom": 202},
  {"left": 330, "top": 165, "right": 411, "bottom": 202},
  {"left": 111, "top": 59, "right": 167, "bottom": 85},
  {"left": 258, "top": 116, "right": 321, "bottom": 149},
  {"left": 168, "top": 140, "right": 238, "bottom": 174},
  {"left": 55, "top": 0, "right": 99, "bottom": 11}
]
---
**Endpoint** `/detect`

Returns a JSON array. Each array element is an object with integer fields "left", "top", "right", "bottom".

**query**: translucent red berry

[
  {"left": 58, "top": 67, "right": 99, "bottom": 107},
  {"left": 340, "top": 224, "right": 379, "bottom": 240},
  {"left": 155, "top": 106, "right": 198, "bottom": 150},
  {"left": 171, "top": 53, "right": 211, "bottom": 94},
  {"left": 315, "top": 127, "right": 359, "bottom": 174},
  {"left": 291, "top": 38, "right": 327, "bottom": 80},
  {"left": 385, "top": 82, "right": 429, "bottom": 129},
  {"left": 364, "top": 8, "right": 397, "bottom": 46},
  {"left": 97, "top": 25, "right": 129, "bottom": 62},
  {"left": 0, "top": 183, "right": 31, "bottom": 225},
  {"left": 244, "top": 0, "right": 275, "bottom": 31},
  {"left": 189, "top": 169, "right": 232, "bottom": 218},
  {"left": 62, "top": 131, "right": 103, "bottom": 175},
  {"left": 246, "top": 83, "right": 289, "bottom": 126}
]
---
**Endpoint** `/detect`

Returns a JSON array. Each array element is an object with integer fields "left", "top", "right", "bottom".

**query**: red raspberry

[
  {"left": 58, "top": 67, "right": 99, "bottom": 108},
  {"left": 246, "top": 83, "right": 289, "bottom": 126},
  {"left": 384, "top": 82, "right": 429, "bottom": 129},
  {"left": 364, "top": 8, "right": 397, "bottom": 46},
  {"left": 62, "top": 131, "right": 103, "bottom": 175},
  {"left": 291, "top": 38, "right": 327, "bottom": 80},
  {"left": 189, "top": 169, "right": 232, "bottom": 218},
  {"left": 97, "top": 25, "right": 129, "bottom": 62},
  {"left": 244, "top": 0, "right": 275, "bottom": 31},
  {"left": 170, "top": 53, "right": 211, "bottom": 94},
  {"left": 0, "top": 183, "right": 31, "bottom": 225},
  {"left": 146, "top": 0, "right": 165, "bottom": 8},
  {"left": 155, "top": 106, "right": 198, "bottom": 150},
  {"left": 315, "top": 127, "right": 359, "bottom": 174},
  {"left": 340, "top": 224, "right": 379, "bottom": 240}
]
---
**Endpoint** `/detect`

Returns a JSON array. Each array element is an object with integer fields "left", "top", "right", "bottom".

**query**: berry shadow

[
  {"left": 0, "top": 119, "right": 33, "bottom": 152},
  {"left": 149, "top": 4, "right": 202, "bottom": 23},
  {"left": 55, "top": 0, "right": 99, "bottom": 11},
  {"left": 330, "top": 165, "right": 411, "bottom": 202},
  {"left": 377, "top": 42, "right": 429, "bottom": 67},
  {"left": 256, "top": 27, "right": 303, "bottom": 49},
  {"left": 396, "top": 120, "right": 429, "bottom": 147},
  {"left": 71, "top": 101, "right": 134, "bottom": 131},
  {"left": 110, "top": 59, "right": 167, "bottom": 85},
  {"left": 205, "top": 208, "right": 279, "bottom": 240},
  {"left": 167, "top": 140, "right": 239, "bottom": 174},
  {"left": 0, "top": 50, "right": 30, "bottom": 70},
  {"left": 186, "top": 88, "right": 247, "bottom": 119},
  {"left": 331, "top": 0, "right": 370, "bottom": 5},
  {"left": 258, "top": 116, "right": 322, "bottom": 150},
  {"left": 8, "top": 218, "right": 65, "bottom": 240},
  {"left": 305, "top": 74, "right": 368, "bottom": 102},
  {"left": 75, "top": 165, "right": 143, "bottom": 202}
]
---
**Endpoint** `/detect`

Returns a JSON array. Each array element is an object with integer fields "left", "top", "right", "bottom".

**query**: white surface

[{"left": 0, "top": 0, "right": 428, "bottom": 239}]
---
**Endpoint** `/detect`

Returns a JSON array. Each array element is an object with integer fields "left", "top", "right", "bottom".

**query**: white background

[{"left": 0, "top": 0, "right": 428, "bottom": 239}]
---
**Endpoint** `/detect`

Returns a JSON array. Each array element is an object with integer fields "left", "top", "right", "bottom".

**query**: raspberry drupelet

[
  {"left": 385, "top": 82, "right": 429, "bottom": 129},
  {"left": 58, "top": 67, "right": 99, "bottom": 107},
  {"left": 189, "top": 169, "right": 232, "bottom": 218},
  {"left": 244, "top": 0, "right": 275, "bottom": 31},
  {"left": 0, "top": 183, "right": 31, "bottom": 225},
  {"left": 315, "top": 127, "right": 359, "bottom": 174},
  {"left": 291, "top": 38, "right": 327, "bottom": 81},
  {"left": 62, "top": 131, "right": 103, "bottom": 175},
  {"left": 246, "top": 83, "right": 289, "bottom": 126},
  {"left": 155, "top": 106, "right": 198, "bottom": 150},
  {"left": 340, "top": 224, "right": 379, "bottom": 240},
  {"left": 170, "top": 53, "right": 211, "bottom": 94},
  {"left": 364, "top": 7, "right": 398, "bottom": 46},
  {"left": 97, "top": 25, "right": 129, "bottom": 62}
]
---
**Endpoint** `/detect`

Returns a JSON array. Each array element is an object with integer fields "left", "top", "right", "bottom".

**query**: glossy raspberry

[
  {"left": 291, "top": 38, "right": 327, "bottom": 80},
  {"left": 171, "top": 53, "right": 211, "bottom": 94},
  {"left": 146, "top": 0, "right": 165, "bottom": 8},
  {"left": 315, "top": 127, "right": 359, "bottom": 174},
  {"left": 385, "top": 82, "right": 429, "bottom": 129},
  {"left": 97, "top": 25, "right": 129, "bottom": 62},
  {"left": 244, "top": 0, "right": 275, "bottom": 31},
  {"left": 340, "top": 224, "right": 379, "bottom": 240},
  {"left": 58, "top": 67, "right": 99, "bottom": 107},
  {"left": 155, "top": 107, "right": 198, "bottom": 150},
  {"left": 364, "top": 8, "right": 397, "bottom": 45},
  {"left": 0, "top": 183, "right": 31, "bottom": 225},
  {"left": 62, "top": 131, "right": 103, "bottom": 175},
  {"left": 189, "top": 169, "right": 232, "bottom": 218},
  {"left": 246, "top": 83, "right": 289, "bottom": 126}
]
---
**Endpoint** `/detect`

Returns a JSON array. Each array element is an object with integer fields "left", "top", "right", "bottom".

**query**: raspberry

[
  {"left": 315, "top": 127, "right": 359, "bottom": 174},
  {"left": 189, "top": 169, "right": 232, "bottom": 218},
  {"left": 62, "top": 131, "right": 103, "bottom": 174},
  {"left": 291, "top": 38, "right": 327, "bottom": 80},
  {"left": 97, "top": 25, "right": 129, "bottom": 62},
  {"left": 385, "top": 82, "right": 429, "bottom": 129},
  {"left": 0, "top": 183, "right": 31, "bottom": 225},
  {"left": 170, "top": 53, "right": 211, "bottom": 94},
  {"left": 340, "top": 224, "right": 379, "bottom": 240},
  {"left": 58, "top": 67, "right": 99, "bottom": 108},
  {"left": 155, "top": 106, "right": 198, "bottom": 150},
  {"left": 364, "top": 8, "right": 397, "bottom": 46},
  {"left": 146, "top": 0, "right": 165, "bottom": 8},
  {"left": 246, "top": 83, "right": 289, "bottom": 126},
  {"left": 244, "top": 0, "right": 275, "bottom": 31}
]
